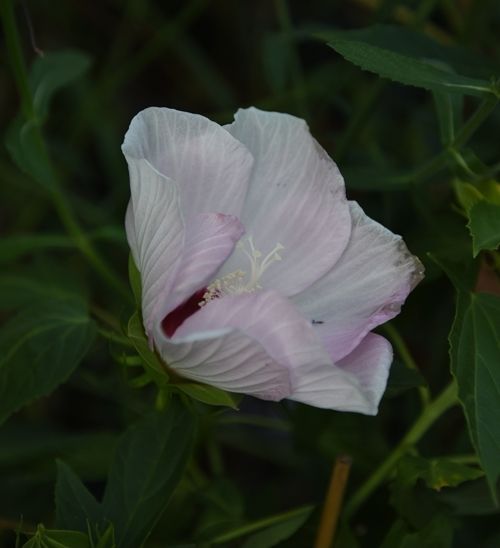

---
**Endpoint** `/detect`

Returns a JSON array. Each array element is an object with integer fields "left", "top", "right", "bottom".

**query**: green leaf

[
  {"left": 433, "top": 92, "right": 462, "bottom": 144},
  {"left": 399, "top": 517, "right": 454, "bottom": 548},
  {"left": 210, "top": 505, "right": 313, "bottom": 546},
  {"left": 127, "top": 311, "right": 169, "bottom": 383},
  {"left": 450, "top": 292, "right": 500, "bottom": 498},
  {"left": 102, "top": 400, "right": 196, "bottom": 548},
  {"left": 127, "top": 255, "right": 142, "bottom": 307},
  {"left": 54, "top": 460, "right": 102, "bottom": 533},
  {"left": 438, "top": 477, "right": 500, "bottom": 515},
  {"left": 0, "top": 234, "right": 74, "bottom": 264},
  {"left": 396, "top": 455, "right": 483, "bottom": 492},
  {"left": 468, "top": 200, "right": 500, "bottom": 256},
  {"left": 317, "top": 25, "right": 494, "bottom": 96},
  {"left": 454, "top": 180, "right": 483, "bottom": 213},
  {"left": 241, "top": 507, "right": 312, "bottom": 548},
  {"left": 0, "top": 298, "right": 95, "bottom": 425},
  {"left": 23, "top": 525, "right": 91, "bottom": 548},
  {"left": 176, "top": 382, "right": 239, "bottom": 409},
  {"left": 5, "top": 49, "right": 90, "bottom": 189},
  {"left": 30, "top": 50, "right": 91, "bottom": 120},
  {"left": 380, "top": 520, "right": 410, "bottom": 548},
  {"left": 5, "top": 117, "right": 53, "bottom": 188},
  {"left": 385, "top": 360, "right": 426, "bottom": 397},
  {"left": 0, "top": 267, "right": 85, "bottom": 310}
]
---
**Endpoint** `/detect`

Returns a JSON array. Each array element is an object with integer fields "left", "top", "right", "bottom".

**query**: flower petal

[
  {"left": 125, "top": 157, "right": 183, "bottom": 334},
  {"left": 154, "top": 290, "right": 335, "bottom": 401},
  {"left": 161, "top": 212, "right": 245, "bottom": 318},
  {"left": 336, "top": 333, "right": 393, "bottom": 412},
  {"left": 221, "top": 107, "right": 351, "bottom": 295},
  {"left": 293, "top": 202, "right": 424, "bottom": 361},
  {"left": 123, "top": 107, "right": 254, "bottom": 221},
  {"left": 155, "top": 328, "right": 291, "bottom": 401},
  {"left": 289, "top": 332, "right": 392, "bottom": 415}
]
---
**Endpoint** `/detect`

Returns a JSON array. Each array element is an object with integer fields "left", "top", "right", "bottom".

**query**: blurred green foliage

[{"left": 1, "top": 0, "right": 500, "bottom": 547}]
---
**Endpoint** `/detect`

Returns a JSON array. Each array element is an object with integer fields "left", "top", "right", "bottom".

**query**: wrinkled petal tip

[
  {"left": 337, "top": 333, "right": 394, "bottom": 415},
  {"left": 289, "top": 332, "right": 393, "bottom": 415}
]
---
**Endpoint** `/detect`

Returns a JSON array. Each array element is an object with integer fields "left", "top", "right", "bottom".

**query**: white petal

[
  {"left": 336, "top": 333, "right": 393, "bottom": 413},
  {"left": 155, "top": 327, "right": 291, "bottom": 401},
  {"left": 293, "top": 202, "right": 424, "bottom": 361},
  {"left": 221, "top": 107, "right": 351, "bottom": 296},
  {"left": 154, "top": 290, "right": 335, "bottom": 402},
  {"left": 161, "top": 213, "right": 245, "bottom": 318},
  {"left": 125, "top": 157, "right": 183, "bottom": 335},
  {"left": 289, "top": 332, "right": 392, "bottom": 415},
  {"left": 123, "top": 107, "right": 254, "bottom": 221}
]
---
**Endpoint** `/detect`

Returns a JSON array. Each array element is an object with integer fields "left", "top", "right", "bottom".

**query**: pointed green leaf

[
  {"left": 468, "top": 200, "right": 500, "bottom": 256},
  {"left": 395, "top": 455, "right": 483, "bottom": 492},
  {"left": 0, "top": 298, "right": 95, "bottom": 425},
  {"left": 102, "top": 400, "right": 196, "bottom": 548},
  {"left": 450, "top": 292, "right": 500, "bottom": 498},
  {"left": 23, "top": 526, "right": 91, "bottom": 548},
  {"left": 5, "top": 117, "right": 53, "bottom": 189},
  {"left": 55, "top": 460, "right": 102, "bottom": 533},
  {"left": 399, "top": 517, "right": 454, "bottom": 548},
  {"left": 317, "top": 25, "right": 494, "bottom": 96},
  {"left": 210, "top": 505, "right": 313, "bottom": 546},
  {"left": 30, "top": 50, "right": 91, "bottom": 120}
]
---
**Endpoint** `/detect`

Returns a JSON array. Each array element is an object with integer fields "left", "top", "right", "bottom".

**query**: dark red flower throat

[{"left": 161, "top": 288, "right": 206, "bottom": 338}]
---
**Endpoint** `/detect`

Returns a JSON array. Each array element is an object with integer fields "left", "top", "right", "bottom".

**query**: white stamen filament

[{"left": 200, "top": 237, "right": 284, "bottom": 306}]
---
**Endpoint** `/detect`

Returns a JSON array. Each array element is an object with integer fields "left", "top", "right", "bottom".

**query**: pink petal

[
  {"left": 293, "top": 202, "right": 424, "bottom": 361},
  {"left": 123, "top": 107, "right": 254, "bottom": 221},
  {"left": 153, "top": 290, "right": 335, "bottom": 401},
  {"left": 336, "top": 333, "right": 393, "bottom": 412},
  {"left": 220, "top": 107, "right": 351, "bottom": 296},
  {"left": 160, "top": 212, "right": 245, "bottom": 322},
  {"left": 155, "top": 327, "right": 291, "bottom": 401},
  {"left": 125, "top": 158, "right": 183, "bottom": 335},
  {"left": 289, "top": 332, "right": 392, "bottom": 414}
]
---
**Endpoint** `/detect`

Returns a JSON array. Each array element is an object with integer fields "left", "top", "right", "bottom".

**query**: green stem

[
  {"left": 343, "top": 381, "right": 458, "bottom": 519},
  {"left": 274, "top": 0, "right": 308, "bottom": 117},
  {"left": 1, "top": 0, "right": 130, "bottom": 300},
  {"left": 211, "top": 504, "right": 314, "bottom": 544},
  {"left": 335, "top": 79, "right": 386, "bottom": 163},
  {"left": 0, "top": 0, "right": 35, "bottom": 121},
  {"left": 452, "top": 94, "right": 499, "bottom": 150},
  {"left": 97, "top": 327, "right": 133, "bottom": 347},
  {"left": 383, "top": 323, "right": 431, "bottom": 407}
]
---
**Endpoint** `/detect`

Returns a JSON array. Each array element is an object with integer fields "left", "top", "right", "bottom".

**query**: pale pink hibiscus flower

[{"left": 124, "top": 107, "right": 423, "bottom": 414}]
